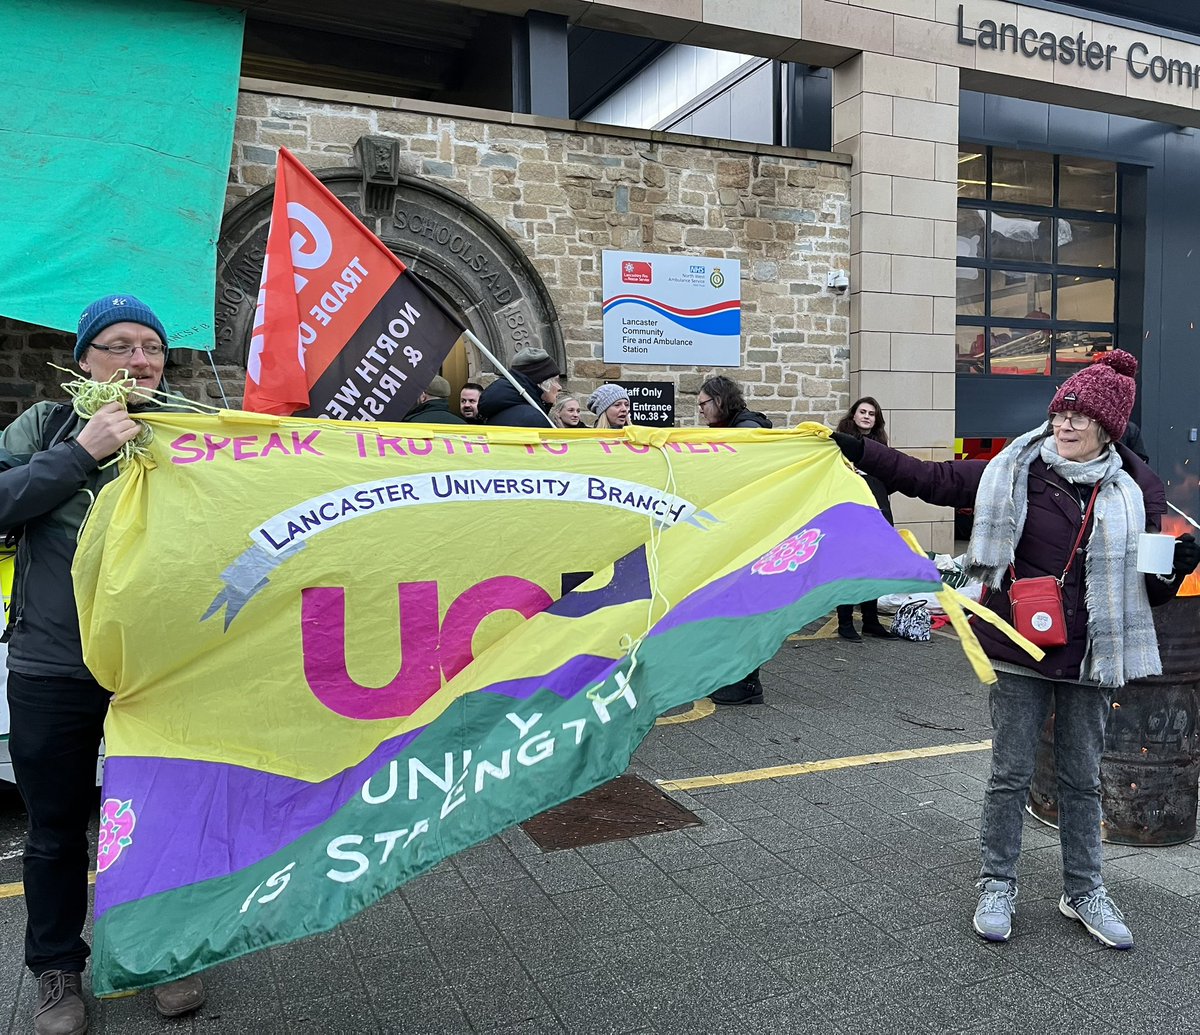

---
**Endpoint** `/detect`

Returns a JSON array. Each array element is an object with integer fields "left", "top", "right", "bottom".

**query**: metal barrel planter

[{"left": 1027, "top": 594, "right": 1200, "bottom": 845}]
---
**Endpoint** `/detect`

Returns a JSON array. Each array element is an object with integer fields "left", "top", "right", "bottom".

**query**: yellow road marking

[
  {"left": 659, "top": 739, "right": 992, "bottom": 791},
  {"left": 0, "top": 743, "right": 988, "bottom": 899},
  {"left": 655, "top": 698, "right": 716, "bottom": 726},
  {"left": 0, "top": 870, "right": 96, "bottom": 901},
  {"left": 786, "top": 615, "right": 843, "bottom": 642}
]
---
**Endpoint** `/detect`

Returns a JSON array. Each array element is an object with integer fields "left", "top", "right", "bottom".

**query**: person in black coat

[
  {"left": 697, "top": 375, "right": 773, "bottom": 706},
  {"left": 833, "top": 397, "right": 896, "bottom": 641},
  {"left": 479, "top": 347, "right": 561, "bottom": 428},
  {"left": 1120, "top": 418, "right": 1149, "bottom": 464},
  {"left": 697, "top": 374, "right": 771, "bottom": 431},
  {"left": 401, "top": 375, "right": 467, "bottom": 425}
]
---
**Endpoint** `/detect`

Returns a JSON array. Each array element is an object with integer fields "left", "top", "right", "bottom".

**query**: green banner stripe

[{"left": 93, "top": 574, "right": 938, "bottom": 994}]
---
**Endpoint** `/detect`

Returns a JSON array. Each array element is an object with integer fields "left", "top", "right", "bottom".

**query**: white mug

[{"left": 1136, "top": 533, "right": 1176, "bottom": 575}]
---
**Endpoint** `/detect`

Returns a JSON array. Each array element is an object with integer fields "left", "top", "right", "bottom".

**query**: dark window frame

[{"left": 956, "top": 145, "right": 1121, "bottom": 377}]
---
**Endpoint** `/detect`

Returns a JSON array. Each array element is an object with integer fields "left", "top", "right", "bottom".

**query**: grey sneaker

[
  {"left": 34, "top": 970, "right": 87, "bottom": 1035},
  {"left": 973, "top": 879, "right": 1017, "bottom": 942},
  {"left": 1059, "top": 886, "right": 1134, "bottom": 949}
]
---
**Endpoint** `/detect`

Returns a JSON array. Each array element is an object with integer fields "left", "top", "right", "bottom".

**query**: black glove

[
  {"left": 1174, "top": 533, "right": 1200, "bottom": 577},
  {"left": 830, "top": 431, "right": 864, "bottom": 464}
]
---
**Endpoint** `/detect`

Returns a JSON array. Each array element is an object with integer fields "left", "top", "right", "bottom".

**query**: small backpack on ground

[{"left": 892, "top": 600, "right": 932, "bottom": 642}]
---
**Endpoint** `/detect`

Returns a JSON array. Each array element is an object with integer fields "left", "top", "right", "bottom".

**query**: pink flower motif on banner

[
  {"left": 97, "top": 798, "right": 137, "bottom": 873},
  {"left": 752, "top": 528, "right": 824, "bottom": 575}
]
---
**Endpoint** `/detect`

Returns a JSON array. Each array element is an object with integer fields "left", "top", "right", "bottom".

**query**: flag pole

[
  {"left": 205, "top": 349, "right": 231, "bottom": 408},
  {"left": 462, "top": 329, "right": 555, "bottom": 428}
]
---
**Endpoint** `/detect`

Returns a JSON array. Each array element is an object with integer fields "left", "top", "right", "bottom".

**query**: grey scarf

[{"left": 966, "top": 425, "right": 1159, "bottom": 686}]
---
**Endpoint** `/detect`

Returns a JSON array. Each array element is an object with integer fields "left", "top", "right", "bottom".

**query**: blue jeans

[{"left": 979, "top": 670, "right": 1112, "bottom": 899}]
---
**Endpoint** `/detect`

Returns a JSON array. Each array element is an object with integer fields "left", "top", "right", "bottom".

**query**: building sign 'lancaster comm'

[
  {"left": 602, "top": 250, "right": 741, "bottom": 367},
  {"left": 956, "top": 4, "right": 1200, "bottom": 90}
]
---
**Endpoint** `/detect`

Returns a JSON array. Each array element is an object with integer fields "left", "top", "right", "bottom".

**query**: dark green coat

[
  {"left": 401, "top": 399, "right": 467, "bottom": 425},
  {"left": 0, "top": 402, "right": 119, "bottom": 677}
]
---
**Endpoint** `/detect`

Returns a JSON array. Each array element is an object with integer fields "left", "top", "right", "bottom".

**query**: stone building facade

[
  {"left": 226, "top": 84, "right": 853, "bottom": 427},
  {"left": 1, "top": 83, "right": 852, "bottom": 432}
]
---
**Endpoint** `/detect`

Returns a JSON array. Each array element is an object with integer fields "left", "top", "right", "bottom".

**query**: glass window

[
  {"left": 988, "top": 326, "right": 1052, "bottom": 377},
  {"left": 956, "top": 325, "right": 987, "bottom": 374},
  {"left": 1055, "top": 330, "right": 1114, "bottom": 370},
  {"left": 989, "top": 270, "right": 1052, "bottom": 321},
  {"left": 988, "top": 211, "right": 1052, "bottom": 263},
  {"left": 958, "top": 151, "right": 986, "bottom": 199},
  {"left": 992, "top": 148, "right": 1053, "bottom": 206},
  {"left": 1056, "top": 274, "right": 1115, "bottom": 323},
  {"left": 1059, "top": 156, "right": 1117, "bottom": 213},
  {"left": 1057, "top": 219, "right": 1116, "bottom": 269},
  {"left": 957, "top": 208, "right": 986, "bottom": 262},
  {"left": 955, "top": 146, "right": 1119, "bottom": 377},
  {"left": 957, "top": 268, "right": 986, "bottom": 318}
]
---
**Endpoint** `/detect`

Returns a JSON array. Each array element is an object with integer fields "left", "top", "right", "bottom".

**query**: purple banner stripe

[
  {"left": 98, "top": 502, "right": 935, "bottom": 915},
  {"left": 653, "top": 501, "right": 939, "bottom": 635},
  {"left": 96, "top": 653, "right": 619, "bottom": 917}
]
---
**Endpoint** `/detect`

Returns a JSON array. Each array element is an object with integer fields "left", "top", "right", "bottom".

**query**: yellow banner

[
  {"left": 1, "top": 549, "right": 12, "bottom": 619},
  {"left": 78, "top": 411, "right": 947, "bottom": 995},
  {"left": 76, "top": 413, "right": 938, "bottom": 783}
]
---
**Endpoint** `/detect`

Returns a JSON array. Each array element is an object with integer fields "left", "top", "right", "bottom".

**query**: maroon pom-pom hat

[{"left": 1048, "top": 349, "right": 1138, "bottom": 440}]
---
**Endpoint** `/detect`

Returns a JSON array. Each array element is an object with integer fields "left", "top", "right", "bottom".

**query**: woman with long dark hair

[
  {"left": 698, "top": 375, "right": 772, "bottom": 704},
  {"left": 833, "top": 397, "right": 895, "bottom": 640}
]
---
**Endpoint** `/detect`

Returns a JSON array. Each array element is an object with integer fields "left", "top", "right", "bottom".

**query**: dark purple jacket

[{"left": 857, "top": 438, "right": 1178, "bottom": 681}]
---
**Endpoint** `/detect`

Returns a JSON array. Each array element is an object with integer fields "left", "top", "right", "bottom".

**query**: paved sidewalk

[{"left": 4, "top": 623, "right": 1200, "bottom": 1034}]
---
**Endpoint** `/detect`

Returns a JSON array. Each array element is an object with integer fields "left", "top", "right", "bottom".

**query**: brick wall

[
  {"left": 230, "top": 88, "right": 853, "bottom": 428},
  {"left": 0, "top": 318, "right": 230, "bottom": 427},
  {"left": 2, "top": 88, "right": 852, "bottom": 429}
]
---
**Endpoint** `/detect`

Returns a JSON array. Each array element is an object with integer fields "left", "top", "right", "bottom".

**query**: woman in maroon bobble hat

[{"left": 831, "top": 350, "right": 1200, "bottom": 951}]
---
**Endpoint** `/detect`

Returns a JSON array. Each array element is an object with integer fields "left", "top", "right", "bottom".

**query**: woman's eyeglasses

[{"left": 1050, "top": 412, "right": 1095, "bottom": 431}]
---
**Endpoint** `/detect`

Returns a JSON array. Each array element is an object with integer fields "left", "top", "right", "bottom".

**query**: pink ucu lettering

[
  {"left": 301, "top": 577, "right": 552, "bottom": 721},
  {"left": 300, "top": 546, "right": 652, "bottom": 721}
]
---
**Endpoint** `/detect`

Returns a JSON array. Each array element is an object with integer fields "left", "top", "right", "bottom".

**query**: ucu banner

[{"left": 73, "top": 411, "right": 944, "bottom": 996}]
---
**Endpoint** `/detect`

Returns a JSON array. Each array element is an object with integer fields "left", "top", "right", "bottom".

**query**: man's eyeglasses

[
  {"left": 1050, "top": 412, "right": 1094, "bottom": 431},
  {"left": 89, "top": 342, "right": 166, "bottom": 358},
  {"left": 697, "top": 396, "right": 714, "bottom": 410}
]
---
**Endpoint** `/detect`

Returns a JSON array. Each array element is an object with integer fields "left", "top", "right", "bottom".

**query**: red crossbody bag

[{"left": 1007, "top": 482, "right": 1099, "bottom": 649}]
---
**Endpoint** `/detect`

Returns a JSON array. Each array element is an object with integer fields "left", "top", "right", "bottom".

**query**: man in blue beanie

[{"left": 0, "top": 295, "right": 206, "bottom": 1033}]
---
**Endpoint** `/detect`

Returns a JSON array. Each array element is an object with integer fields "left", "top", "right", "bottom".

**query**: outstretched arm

[{"left": 831, "top": 434, "right": 986, "bottom": 509}]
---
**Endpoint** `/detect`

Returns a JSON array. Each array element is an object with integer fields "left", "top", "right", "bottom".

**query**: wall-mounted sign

[
  {"left": 615, "top": 380, "right": 675, "bottom": 427},
  {"left": 602, "top": 250, "right": 741, "bottom": 367},
  {"left": 956, "top": 4, "right": 1200, "bottom": 90}
]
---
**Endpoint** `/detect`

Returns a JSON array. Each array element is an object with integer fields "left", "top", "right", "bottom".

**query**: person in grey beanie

[
  {"left": 478, "top": 346, "right": 562, "bottom": 427},
  {"left": 589, "top": 384, "right": 631, "bottom": 430},
  {"left": 0, "top": 294, "right": 207, "bottom": 1033}
]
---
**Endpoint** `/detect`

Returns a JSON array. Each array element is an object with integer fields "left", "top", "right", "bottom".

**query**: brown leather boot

[
  {"left": 34, "top": 970, "right": 87, "bottom": 1035},
  {"left": 151, "top": 974, "right": 206, "bottom": 1018}
]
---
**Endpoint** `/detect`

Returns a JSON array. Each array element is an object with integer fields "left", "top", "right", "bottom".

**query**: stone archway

[{"left": 212, "top": 143, "right": 565, "bottom": 386}]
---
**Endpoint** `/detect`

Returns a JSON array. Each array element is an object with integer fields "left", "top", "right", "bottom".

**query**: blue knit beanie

[{"left": 75, "top": 294, "right": 168, "bottom": 361}]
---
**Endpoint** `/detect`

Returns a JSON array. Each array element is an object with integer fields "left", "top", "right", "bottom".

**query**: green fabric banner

[{"left": 0, "top": 0, "right": 244, "bottom": 350}]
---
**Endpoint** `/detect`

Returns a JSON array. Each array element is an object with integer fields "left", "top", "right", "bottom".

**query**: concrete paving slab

[{"left": 2, "top": 625, "right": 1200, "bottom": 1032}]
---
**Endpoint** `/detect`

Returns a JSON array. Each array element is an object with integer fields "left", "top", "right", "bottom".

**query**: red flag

[{"left": 243, "top": 149, "right": 464, "bottom": 420}]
